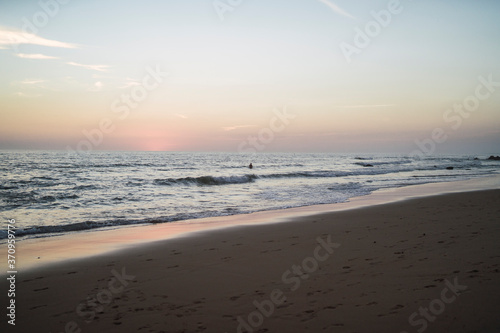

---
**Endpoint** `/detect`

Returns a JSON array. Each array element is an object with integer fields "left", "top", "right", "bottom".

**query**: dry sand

[{"left": 2, "top": 189, "right": 500, "bottom": 333}]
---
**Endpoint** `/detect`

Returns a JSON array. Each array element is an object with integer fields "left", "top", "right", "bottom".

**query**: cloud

[
  {"left": 16, "top": 92, "right": 42, "bottom": 98},
  {"left": 174, "top": 113, "right": 188, "bottom": 119},
  {"left": 16, "top": 53, "right": 59, "bottom": 60},
  {"left": 0, "top": 27, "right": 78, "bottom": 48},
  {"left": 66, "top": 61, "right": 109, "bottom": 72},
  {"left": 18, "top": 79, "right": 46, "bottom": 85},
  {"left": 317, "top": 0, "right": 356, "bottom": 20},
  {"left": 88, "top": 81, "right": 104, "bottom": 92},
  {"left": 119, "top": 77, "right": 141, "bottom": 89},
  {"left": 223, "top": 125, "right": 256, "bottom": 131},
  {"left": 338, "top": 104, "right": 395, "bottom": 109}
]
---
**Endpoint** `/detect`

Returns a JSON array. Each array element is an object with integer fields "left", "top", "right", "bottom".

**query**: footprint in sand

[
  {"left": 22, "top": 276, "right": 44, "bottom": 283},
  {"left": 30, "top": 304, "right": 47, "bottom": 310}
]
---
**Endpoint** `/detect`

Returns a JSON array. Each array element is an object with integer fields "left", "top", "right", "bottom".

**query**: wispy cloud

[
  {"left": 66, "top": 61, "right": 109, "bottom": 72},
  {"left": 174, "top": 113, "right": 188, "bottom": 119},
  {"left": 18, "top": 79, "right": 46, "bottom": 85},
  {"left": 87, "top": 81, "right": 104, "bottom": 92},
  {"left": 119, "top": 77, "right": 141, "bottom": 89},
  {"left": 16, "top": 92, "right": 42, "bottom": 98},
  {"left": 338, "top": 104, "right": 395, "bottom": 109},
  {"left": 317, "top": 0, "right": 356, "bottom": 20},
  {"left": 0, "top": 27, "right": 78, "bottom": 48},
  {"left": 223, "top": 125, "right": 256, "bottom": 131},
  {"left": 16, "top": 53, "right": 59, "bottom": 60}
]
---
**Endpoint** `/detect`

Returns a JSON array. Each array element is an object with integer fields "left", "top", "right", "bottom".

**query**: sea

[{"left": 1, "top": 151, "right": 499, "bottom": 242}]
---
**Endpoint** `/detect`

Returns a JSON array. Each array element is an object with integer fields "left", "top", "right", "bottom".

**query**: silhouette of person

[{"left": 249, "top": 163, "right": 253, "bottom": 169}]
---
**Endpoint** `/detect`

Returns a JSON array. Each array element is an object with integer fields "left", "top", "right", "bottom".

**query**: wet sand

[{"left": 2, "top": 187, "right": 499, "bottom": 332}]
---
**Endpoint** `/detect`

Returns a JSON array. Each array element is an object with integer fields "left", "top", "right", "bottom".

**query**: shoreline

[
  {"left": 1, "top": 174, "right": 499, "bottom": 272},
  {"left": 2, "top": 185, "right": 499, "bottom": 332}
]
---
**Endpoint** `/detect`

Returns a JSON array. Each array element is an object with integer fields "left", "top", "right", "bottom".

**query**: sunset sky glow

[{"left": 1, "top": 0, "right": 499, "bottom": 153}]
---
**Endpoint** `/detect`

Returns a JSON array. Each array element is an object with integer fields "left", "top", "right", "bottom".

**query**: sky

[{"left": 0, "top": 0, "right": 499, "bottom": 154}]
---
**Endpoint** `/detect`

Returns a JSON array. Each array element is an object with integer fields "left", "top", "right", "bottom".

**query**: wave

[
  {"left": 152, "top": 166, "right": 437, "bottom": 187},
  {"left": 0, "top": 185, "right": 19, "bottom": 190},
  {"left": 154, "top": 172, "right": 355, "bottom": 187},
  {"left": 1, "top": 192, "right": 79, "bottom": 208},
  {"left": 72, "top": 184, "right": 99, "bottom": 190},
  {"left": 47, "top": 163, "right": 155, "bottom": 170},
  {"left": 327, "top": 182, "right": 362, "bottom": 191},
  {"left": 32, "top": 176, "right": 57, "bottom": 180},
  {"left": 354, "top": 162, "right": 374, "bottom": 167},
  {"left": 7, "top": 179, "right": 59, "bottom": 187},
  {"left": 154, "top": 174, "right": 258, "bottom": 186},
  {"left": 0, "top": 220, "right": 138, "bottom": 239},
  {"left": 0, "top": 211, "right": 234, "bottom": 240},
  {"left": 126, "top": 181, "right": 144, "bottom": 187},
  {"left": 261, "top": 169, "right": 398, "bottom": 179}
]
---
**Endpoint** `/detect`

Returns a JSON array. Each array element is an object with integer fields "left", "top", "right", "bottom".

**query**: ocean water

[{"left": 0, "top": 151, "right": 498, "bottom": 241}]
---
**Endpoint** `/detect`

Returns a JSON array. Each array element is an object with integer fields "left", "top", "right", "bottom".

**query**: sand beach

[{"left": 2, "top": 179, "right": 500, "bottom": 333}]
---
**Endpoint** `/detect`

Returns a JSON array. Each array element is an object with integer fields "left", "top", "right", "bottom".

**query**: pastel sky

[{"left": 1, "top": 0, "right": 499, "bottom": 153}]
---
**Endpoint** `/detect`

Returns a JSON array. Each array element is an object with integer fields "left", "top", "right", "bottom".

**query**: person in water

[{"left": 249, "top": 163, "right": 253, "bottom": 169}]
